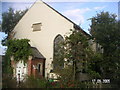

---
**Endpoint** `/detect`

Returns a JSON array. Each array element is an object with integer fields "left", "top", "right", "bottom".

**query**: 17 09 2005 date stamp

[{"left": 92, "top": 79, "right": 110, "bottom": 84}]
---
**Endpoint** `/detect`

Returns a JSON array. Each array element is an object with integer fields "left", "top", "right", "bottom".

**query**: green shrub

[
  {"left": 2, "top": 74, "right": 17, "bottom": 88},
  {"left": 23, "top": 76, "right": 47, "bottom": 88}
]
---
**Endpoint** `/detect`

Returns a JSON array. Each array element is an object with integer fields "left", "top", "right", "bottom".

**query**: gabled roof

[
  {"left": 42, "top": 1, "right": 90, "bottom": 36},
  {"left": 15, "top": 0, "right": 89, "bottom": 36},
  {"left": 31, "top": 47, "right": 46, "bottom": 60},
  {"left": 43, "top": 2, "right": 77, "bottom": 27}
]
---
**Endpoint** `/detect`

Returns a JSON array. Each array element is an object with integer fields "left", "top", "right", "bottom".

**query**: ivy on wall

[{"left": 6, "top": 39, "right": 32, "bottom": 64}]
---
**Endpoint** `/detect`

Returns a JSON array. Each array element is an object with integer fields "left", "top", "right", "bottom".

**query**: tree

[
  {"left": 2, "top": 8, "right": 28, "bottom": 74},
  {"left": 54, "top": 29, "right": 99, "bottom": 80},
  {"left": 2, "top": 7, "right": 28, "bottom": 34},
  {"left": 1, "top": 7, "right": 28, "bottom": 46},
  {"left": 64, "top": 29, "right": 90, "bottom": 81},
  {"left": 89, "top": 11, "right": 120, "bottom": 87},
  {"left": 52, "top": 29, "right": 103, "bottom": 88},
  {"left": 90, "top": 11, "right": 119, "bottom": 55}
]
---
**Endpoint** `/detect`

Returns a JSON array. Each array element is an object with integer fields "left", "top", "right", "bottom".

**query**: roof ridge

[
  {"left": 13, "top": 0, "right": 89, "bottom": 36},
  {"left": 42, "top": 1, "right": 89, "bottom": 36}
]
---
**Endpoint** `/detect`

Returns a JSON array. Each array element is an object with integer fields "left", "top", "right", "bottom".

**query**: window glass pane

[
  {"left": 38, "top": 64, "right": 41, "bottom": 73},
  {"left": 53, "top": 35, "right": 64, "bottom": 70}
]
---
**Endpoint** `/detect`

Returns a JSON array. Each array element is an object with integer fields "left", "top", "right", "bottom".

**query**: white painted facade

[
  {"left": 15, "top": 61, "right": 27, "bottom": 82},
  {"left": 13, "top": 0, "right": 79, "bottom": 78}
]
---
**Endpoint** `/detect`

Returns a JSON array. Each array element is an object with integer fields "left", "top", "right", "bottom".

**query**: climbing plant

[{"left": 6, "top": 39, "right": 32, "bottom": 64}]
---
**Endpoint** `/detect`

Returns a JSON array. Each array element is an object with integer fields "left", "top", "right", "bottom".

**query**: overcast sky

[{"left": 0, "top": 0, "right": 119, "bottom": 55}]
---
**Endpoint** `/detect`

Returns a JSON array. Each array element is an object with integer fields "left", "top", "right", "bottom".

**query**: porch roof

[{"left": 31, "top": 47, "right": 46, "bottom": 60}]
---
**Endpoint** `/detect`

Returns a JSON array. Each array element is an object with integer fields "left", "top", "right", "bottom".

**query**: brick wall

[
  {"left": 11, "top": 58, "right": 45, "bottom": 78},
  {"left": 27, "top": 58, "right": 45, "bottom": 77}
]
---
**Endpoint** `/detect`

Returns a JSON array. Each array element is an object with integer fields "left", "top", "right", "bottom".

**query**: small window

[
  {"left": 38, "top": 63, "right": 43, "bottom": 75},
  {"left": 38, "top": 64, "right": 41, "bottom": 73},
  {"left": 32, "top": 23, "right": 42, "bottom": 31}
]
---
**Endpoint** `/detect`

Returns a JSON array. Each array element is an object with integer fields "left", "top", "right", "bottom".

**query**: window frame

[
  {"left": 38, "top": 63, "right": 42, "bottom": 75},
  {"left": 32, "top": 23, "right": 42, "bottom": 31}
]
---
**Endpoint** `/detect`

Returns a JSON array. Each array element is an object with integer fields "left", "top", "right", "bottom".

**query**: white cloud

[
  {"left": 62, "top": 8, "right": 91, "bottom": 24},
  {"left": 61, "top": 5, "right": 106, "bottom": 25},
  {"left": 0, "top": 32, "right": 7, "bottom": 41},
  {"left": 12, "top": 3, "right": 32, "bottom": 11},
  {"left": 94, "top": 6, "right": 106, "bottom": 10}
]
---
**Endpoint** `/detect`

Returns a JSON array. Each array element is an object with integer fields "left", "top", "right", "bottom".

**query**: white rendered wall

[{"left": 13, "top": 0, "right": 74, "bottom": 77}]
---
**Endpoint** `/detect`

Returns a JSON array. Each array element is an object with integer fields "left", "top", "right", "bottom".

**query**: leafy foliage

[
  {"left": 1, "top": 7, "right": 28, "bottom": 73},
  {"left": 87, "top": 53, "right": 103, "bottom": 78},
  {"left": 90, "top": 11, "right": 119, "bottom": 55},
  {"left": 2, "top": 74, "right": 17, "bottom": 88},
  {"left": 2, "top": 8, "right": 28, "bottom": 34},
  {"left": 53, "top": 29, "right": 101, "bottom": 82},
  {"left": 63, "top": 29, "right": 90, "bottom": 80},
  {"left": 89, "top": 11, "right": 120, "bottom": 87},
  {"left": 6, "top": 39, "right": 32, "bottom": 64},
  {"left": 2, "top": 7, "right": 28, "bottom": 46},
  {"left": 2, "top": 75, "right": 92, "bottom": 88},
  {"left": 23, "top": 76, "right": 47, "bottom": 88},
  {"left": 2, "top": 54, "right": 13, "bottom": 74}
]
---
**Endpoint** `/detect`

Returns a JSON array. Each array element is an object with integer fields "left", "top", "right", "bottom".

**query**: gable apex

[
  {"left": 13, "top": 0, "right": 89, "bottom": 36},
  {"left": 33, "top": 0, "right": 76, "bottom": 25},
  {"left": 35, "top": 0, "right": 44, "bottom": 3},
  {"left": 41, "top": 1, "right": 89, "bottom": 36}
]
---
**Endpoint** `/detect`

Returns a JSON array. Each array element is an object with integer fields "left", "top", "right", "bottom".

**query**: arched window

[{"left": 53, "top": 34, "right": 64, "bottom": 70}]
